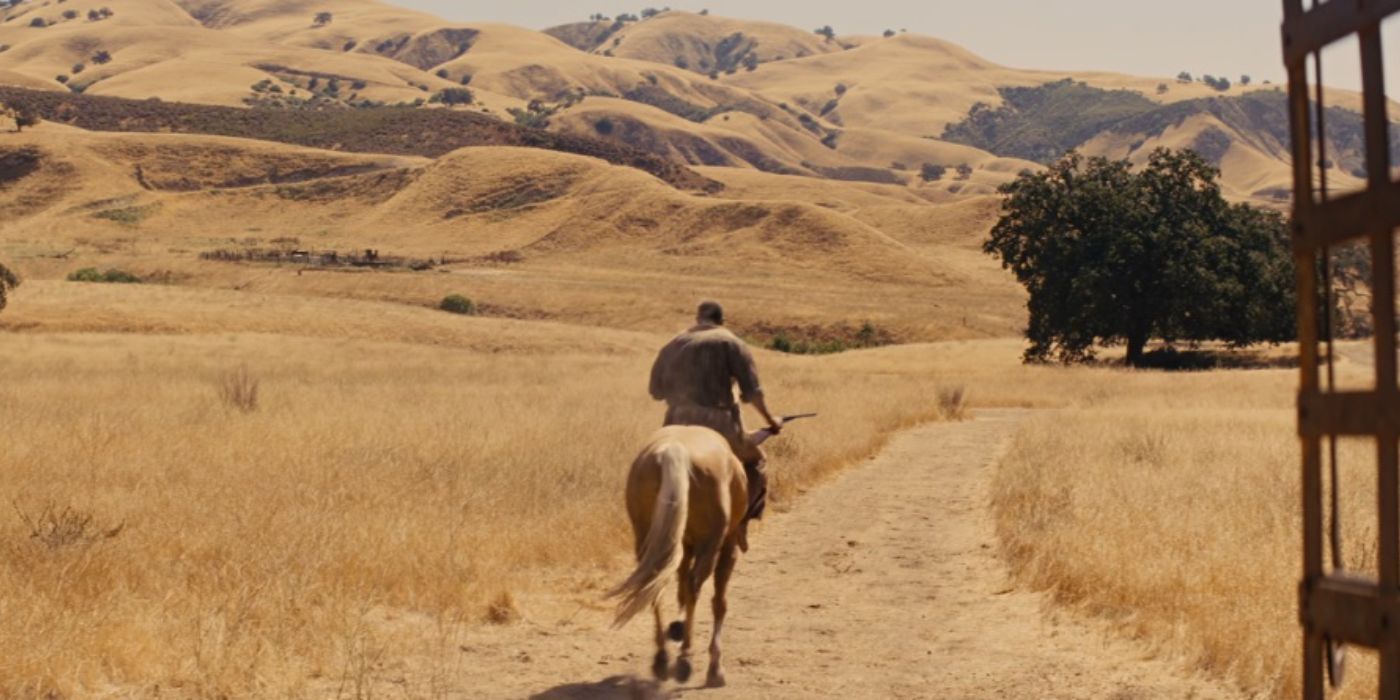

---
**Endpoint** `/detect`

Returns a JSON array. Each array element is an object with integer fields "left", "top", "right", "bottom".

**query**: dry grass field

[
  {"left": 0, "top": 262, "right": 1335, "bottom": 699},
  {"left": 4, "top": 1, "right": 1388, "bottom": 696},
  {"left": 0, "top": 278, "right": 1348, "bottom": 699},
  {"left": 991, "top": 344, "right": 1382, "bottom": 698},
  {"left": 0, "top": 282, "right": 967, "bottom": 697}
]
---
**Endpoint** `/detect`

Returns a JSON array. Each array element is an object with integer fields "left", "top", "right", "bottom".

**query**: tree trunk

[{"left": 1125, "top": 330, "right": 1148, "bottom": 367}]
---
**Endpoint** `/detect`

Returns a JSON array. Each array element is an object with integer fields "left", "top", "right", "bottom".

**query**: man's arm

[
  {"left": 732, "top": 340, "right": 781, "bottom": 432},
  {"left": 751, "top": 393, "right": 783, "bottom": 434},
  {"left": 648, "top": 347, "right": 668, "bottom": 401}
]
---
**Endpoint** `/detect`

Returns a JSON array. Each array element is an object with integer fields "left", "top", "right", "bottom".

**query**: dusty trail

[{"left": 451, "top": 410, "right": 1242, "bottom": 699}]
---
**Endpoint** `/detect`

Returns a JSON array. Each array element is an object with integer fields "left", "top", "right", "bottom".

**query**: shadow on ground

[
  {"left": 530, "top": 675, "right": 673, "bottom": 700},
  {"left": 1097, "top": 347, "right": 1302, "bottom": 371}
]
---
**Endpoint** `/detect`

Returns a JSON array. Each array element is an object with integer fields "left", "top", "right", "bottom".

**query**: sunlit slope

[
  {"left": 9, "top": 0, "right": 1376, "bottom": 200},
  {"left": 0, "top": 127, "right": 912, "bottom": 270},
  {"left": 723, "top": 33, "right": 1290, "bottom": 137},
  {"left": 548, "top": 11, "right": 842, "bottom": 72},
  {"left": 0, "top": 0, "right": 478, "bottom": 107},
  {"left": 0, "top": 124, "right": 1022, "bottom": 339},
  {"left": 1076, "top": 94, "right": 1375, "bottom": 202},
  {"left": 548, "top": 97, "right": 888, "bottom": 176}
]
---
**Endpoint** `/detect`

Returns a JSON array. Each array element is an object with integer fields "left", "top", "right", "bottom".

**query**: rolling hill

[
  {"left": 546, "top": 11, "right": 843, "bottom": 73},
  {"left": 4, "top": 0, "right": 1390, "bottom": 207},
  {"left": 0, "top": 0, "right": 1394, "bottom": 345},
  {"left": 0, "top": 120, "right": 1024, "bottom": 341}
]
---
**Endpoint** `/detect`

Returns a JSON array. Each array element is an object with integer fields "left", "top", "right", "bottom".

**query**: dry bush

[
  {"left": 14, "top": 501, "right": 123, "bottom": 549},
  {"left": 937, "top": 385, "right": 967, "bottom": 420},
  {"left": 217, "top": 364, "right": 259, "bottom": 412},
  {"left": 485, "top": 592, "right": 520, "bottom": 625}
]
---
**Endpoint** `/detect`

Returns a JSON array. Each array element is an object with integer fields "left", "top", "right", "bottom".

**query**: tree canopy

[
  {"left": 8, "top": 101, "right": 39, "bottom": 132},
  {"left": 983, "top": 148, "right": 1295, "bottom": 366}
]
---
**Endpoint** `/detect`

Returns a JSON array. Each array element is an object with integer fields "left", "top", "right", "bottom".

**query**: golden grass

[
  {"left": 989, "top": 348, "right": 1379, "bottom": 698},
  {"left": 0, "top": 259, "right": 1338, "bottom": 698},
  {"left": 0, "top": 322, "right": 956, "bottom": 696}
]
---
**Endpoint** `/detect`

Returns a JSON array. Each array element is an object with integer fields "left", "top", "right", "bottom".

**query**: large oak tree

[{"left": 984, "top": 148, "right": 1295, "bottom": 366}]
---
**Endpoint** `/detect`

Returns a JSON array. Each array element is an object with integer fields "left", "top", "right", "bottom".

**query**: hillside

[
  {"left": 938, "top": 80, "right": 1395, "bottom": 200},
  {"left": 0, "top": 86, "right": 720, "bottom": 191},
  {"left": 7, "top": 0, "right": 1386, "bottom": 203},
  {"left": 0, "top": 0, "right": 480, "bottom": 108},
  {"left": 1, "top": 0, "right": 1394, "bottom": 341},
  {"left": 0, "top": 124, "right": 1024, "bottom": 340}
]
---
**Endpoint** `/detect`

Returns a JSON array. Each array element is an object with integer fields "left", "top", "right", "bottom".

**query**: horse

[{"left": 606, "top": 423, "right": 764, "bottom": 688}]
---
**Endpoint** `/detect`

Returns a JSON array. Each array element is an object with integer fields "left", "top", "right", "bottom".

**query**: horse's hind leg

[
  {"left": 676, "top": 543, "right": 720, "bottom": 683},
  {"left": 669, "top": 546, "right": 694, "bottom": 642},
  {"left": 706, "top": 542, "right": 738, "bottom": 688},
  {"left": 651, "top": 599, "right": 669, "bottom": 680}
]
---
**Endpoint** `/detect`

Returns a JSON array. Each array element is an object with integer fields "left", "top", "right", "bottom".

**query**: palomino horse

[{"left": 606, "top": 423, "right": 773, "bottom": 687}]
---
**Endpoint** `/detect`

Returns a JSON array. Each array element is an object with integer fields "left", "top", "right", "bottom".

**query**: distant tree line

[
  {"left": 1177, "top": 71, "right": 1254, "bottom": 91},
  {"left": 586, "top": 7, "right": 670, "bottom": 23}
]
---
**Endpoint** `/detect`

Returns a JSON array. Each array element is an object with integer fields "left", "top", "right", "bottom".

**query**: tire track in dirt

[{"left": 450, "top": 409, "right": 1244, "bottom": 699}]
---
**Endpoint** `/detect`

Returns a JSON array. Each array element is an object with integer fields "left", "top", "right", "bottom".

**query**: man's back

[{"left": 649, "top": 325, "right": 761, "bottom": 409}]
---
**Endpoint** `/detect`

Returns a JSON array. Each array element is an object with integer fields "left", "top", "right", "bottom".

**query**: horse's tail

[{"left": 607, "top": 442, "right": 690, "bottom": 628}]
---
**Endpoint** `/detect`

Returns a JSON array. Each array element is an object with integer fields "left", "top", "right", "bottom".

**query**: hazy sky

[{"left": 388, "top": 0, "right": 1400, "bottom": 95}]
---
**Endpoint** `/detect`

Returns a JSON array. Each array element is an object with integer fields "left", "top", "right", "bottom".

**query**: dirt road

[{"left": 448, "top": 410, "right": 1242, "bottom": 699}]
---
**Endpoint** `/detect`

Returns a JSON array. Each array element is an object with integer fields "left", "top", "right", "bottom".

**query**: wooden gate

[{"left": 1285, "top": 0, "right": 1400, "bottom": 697}]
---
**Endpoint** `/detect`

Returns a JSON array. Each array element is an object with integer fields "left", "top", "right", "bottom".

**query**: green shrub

[
  {"left": 439, "top": 294, "right": 475, "bottom": 315},
  {"left": 67, "top": 267, "right": 102, "bottom": 282},
  {"left": 102, "top": 269, "right": 141, "bottom": 283},
  {"left": 91, "top": 203, "right": 157, "bottom": 225},
  {"left": 431, "top": 87, "right": 474, "bottom": 106},
  {"left": 67, "top": 267, "right": 141, "bottom": 283},
  {"left": 0, "top": 261, "right": 20, "bottom": 314}
]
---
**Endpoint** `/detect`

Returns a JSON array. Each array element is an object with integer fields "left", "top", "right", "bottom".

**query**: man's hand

[{"left": 767, "top": 416, "right": 784, "bottom": 434}]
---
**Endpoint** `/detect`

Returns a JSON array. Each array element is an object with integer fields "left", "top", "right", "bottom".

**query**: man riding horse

[{"left": 649, "top": 301, "right": 782, "bottom": 547}]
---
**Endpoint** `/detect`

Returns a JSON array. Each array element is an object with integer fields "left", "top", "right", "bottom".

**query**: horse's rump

[
  {"left": 608, "top": 427, "right": 746, "bottom": 627},
  {"left": 608, "top": 440, "right": 691, "bottom": 627}
]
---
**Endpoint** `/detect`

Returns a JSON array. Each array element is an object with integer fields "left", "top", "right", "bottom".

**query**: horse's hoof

[
  {"left": 652, "top": 650, "right": 669, "bottom": 680},
  {"left": 666, "top": 621, "right": 685, "bottom": 642},
  {"left": 674, "top": 657, "right": 693, "bottom": 683},
  {"left": 706, "top": 669, "right": 727, "bottom": 688}
]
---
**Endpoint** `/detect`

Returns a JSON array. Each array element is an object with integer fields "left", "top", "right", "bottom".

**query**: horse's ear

[{"left": 748, "top": 429, "right": 774, "bottom": 447}]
